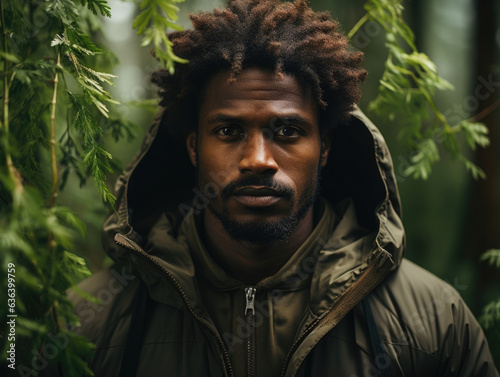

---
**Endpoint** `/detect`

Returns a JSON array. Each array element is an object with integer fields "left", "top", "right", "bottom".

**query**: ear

[
  {"left": 320, "top": 130, "right": 331, "bottom": 168},
  {"left": 186, "top": 132, "right": 197, "bottom": 167}
]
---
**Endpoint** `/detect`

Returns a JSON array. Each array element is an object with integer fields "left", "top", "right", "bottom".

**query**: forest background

[{"left": 0, "top": 0, "right": 499, "bottom": 373}]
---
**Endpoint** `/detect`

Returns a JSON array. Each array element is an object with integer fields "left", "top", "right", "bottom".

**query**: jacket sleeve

[{"left": 435, "top": 295, "right": 499, "bottom": 377}]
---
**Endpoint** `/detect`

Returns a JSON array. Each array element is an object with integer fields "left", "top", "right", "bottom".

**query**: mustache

[{"left": 221, "top": 176, "right": 294, "bottom": 201}]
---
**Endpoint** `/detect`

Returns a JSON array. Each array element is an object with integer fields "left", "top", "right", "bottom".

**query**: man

[{"left": 70, "top": 0, "right": 498, "bottom": 376}]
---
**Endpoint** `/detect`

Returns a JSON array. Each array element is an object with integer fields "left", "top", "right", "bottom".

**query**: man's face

[{"left": 186, "top": 68, "right": 329, "bottom": 243}]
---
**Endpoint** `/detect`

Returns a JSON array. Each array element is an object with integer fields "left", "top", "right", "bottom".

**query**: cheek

[
  {"left": 197, "top": 147, "right": 236, "bottom": 193},
  {"left": 280, "top": 145, "right": 322, "bottom": 184},
  {"left": 198, "top": 140, "right": 246, "bottom": 177},
  {"left": 295, "top": 162, "right": 320, "bottom": 192}
]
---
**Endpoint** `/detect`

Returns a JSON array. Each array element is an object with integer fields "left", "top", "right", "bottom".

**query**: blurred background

[{"left": 58, "top": 0, "right": 500, "bottom": 358}]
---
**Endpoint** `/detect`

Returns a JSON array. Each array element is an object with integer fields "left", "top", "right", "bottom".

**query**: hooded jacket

[{"left": 69, "top": 107, "right": 499, "bottom": 377}]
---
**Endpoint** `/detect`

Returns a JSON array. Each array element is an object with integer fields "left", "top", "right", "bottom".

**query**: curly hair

[{"left": 151, "top": 0, "right": 367, "bottom": 136}]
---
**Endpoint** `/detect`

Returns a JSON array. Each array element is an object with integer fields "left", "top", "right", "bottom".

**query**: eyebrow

[
  {"left": 205, "top": 113, "right": 314, "bottom": 128},
  {"left": 206, "top": 114, "right": 243, "bottom": 125},
  {"left": 273, "top": 115, "right": 313, "bottom": 128}
]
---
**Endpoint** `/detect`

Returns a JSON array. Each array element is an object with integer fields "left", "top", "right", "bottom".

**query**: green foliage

[
  {"left": 80, "top": 0, "right": 112, "bottom": 17},
  {"left": 350, "top": 0, "right": 490, "bottom": 180},
  {"left": 481, "top": 249, "right": 500, "bottom": 269},
  {"left": 480, "top": 249, "right": 500, "bottom": 336},
  {"left": 481, "top": 299, "right": 500, "bottom": 336},
  {"left": 0, "top": 0, "right": 133, "bottom": 374},
  {"left": 67, "top": 91, "right": 116, "bottom": 203},
  {"left": 132, "top": 0, "right": 188, "bottom": 74}
]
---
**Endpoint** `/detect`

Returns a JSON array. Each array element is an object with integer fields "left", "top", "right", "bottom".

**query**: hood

[{"left": 103, "top": 106, "right": 404, "bottom": 267}]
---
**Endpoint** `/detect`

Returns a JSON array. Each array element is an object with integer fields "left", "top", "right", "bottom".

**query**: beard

[{"left": 197, "top": 164, "right": 322, "bottom": 244}]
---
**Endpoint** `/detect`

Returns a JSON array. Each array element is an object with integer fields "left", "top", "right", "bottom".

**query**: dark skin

[{"left": 186, "top": 68, "right": 330, "bottom": 285}]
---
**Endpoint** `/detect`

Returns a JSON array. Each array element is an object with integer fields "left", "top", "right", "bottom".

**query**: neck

[{"left": 202, "top": 208, "right": 315, "bottom": 285}]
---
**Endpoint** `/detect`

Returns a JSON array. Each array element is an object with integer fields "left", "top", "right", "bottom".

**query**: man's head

[{"left": 152, "top": 0, "right": 367, "bottom": 243}]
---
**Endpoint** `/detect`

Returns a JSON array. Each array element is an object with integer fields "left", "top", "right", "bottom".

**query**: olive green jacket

[{"left": 69, "top": 108, "right": 498, "bottom": 376}]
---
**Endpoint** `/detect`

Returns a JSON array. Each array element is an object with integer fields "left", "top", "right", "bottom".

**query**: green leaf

[
  {"left": 460, "top": 121, "right": 490, "bottom": 150},
  {"left": 67, "top": 65, "right": 117, "bottom": 117},
  {"left": 66, "top": 91, "right": 117, "bottom": 204},
  {"left": 132, "top": 0, "right": 187, "bottom": 72},
  {"left": 442, "top": 130, "right": 461, "bottom": 157},
  {"left": 404, "top": 138, "right": 439, "bottom": 180},
  {"left": 68, "top": 91, "right": 101, "bottom": 144},
  {"left": 66, "top": 28, "right": 104, "bottom": 56},
  {"left": 480, "top": 298, "right": 500, "bottom": 333},
  {"left": 132, "top": 7, "right": 154, "bottom": 34},
  {"left": 80, "top": 0, "right": 112, "bottom": 17},
  {"left": 82, "top": 145, "right": 116, "bottom": 204},
  {"left": 61, "top": 250, "right": 92, "bottom": 278},
  {"left": 0, "top": 50, "right": 20, "bottom": 63},
  {"left": 46, "top": 0, "right": 80, "bottom": 26},
  {"left": 158, "top": 1, "right": 180, "bottom": 21},
  {"left": 458, "top": 155, "right": 486, "bottom": 180},
  {"left": 480, "top": 249, "right": 500, "bottom": 268},
  {"left": 53, "top": 206, "right": 88, "bottom": 237},
  {"left": 16, "top": 317, "right": 48, "bottom": 334},
  {"left": 71, "top": 285, "right": 101, "bottom": 304}
]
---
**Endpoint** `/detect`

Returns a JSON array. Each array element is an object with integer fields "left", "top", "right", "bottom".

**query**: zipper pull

[{"left": 245, "top": 287, "right": 256, "bottom": 315}]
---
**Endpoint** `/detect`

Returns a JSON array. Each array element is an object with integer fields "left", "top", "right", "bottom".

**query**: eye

[
  {"left": 215, "top": 126, "right": 242, "bottom": 138},
  {"left": 275, "top": 126, "right": 300, "bottom": 139}
]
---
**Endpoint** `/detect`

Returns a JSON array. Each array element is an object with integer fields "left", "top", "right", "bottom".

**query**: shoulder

[
  {"left": 372, "top": 259, "right": 467, "bottom": 343},
  {"left": 377, "top": 258, "right": 463, "bottom": 316},
  {"left": 369, "top": 259, "right": 465, "bottom": 352}
]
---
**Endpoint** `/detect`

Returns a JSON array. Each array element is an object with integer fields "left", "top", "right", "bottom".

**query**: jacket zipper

[
  {"left": 114, "top": 234, "right": 234, "bottom": 377},
  {"left": 280, "top": 249, "right": 393, "bottom": 377},
  {"left": 245, "top": 287, "right": 257, "bottom": 377}
]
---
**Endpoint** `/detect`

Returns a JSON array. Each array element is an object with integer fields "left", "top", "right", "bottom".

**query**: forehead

[{"left": 199, "top": 68, "right": 318, "bottom": 124}]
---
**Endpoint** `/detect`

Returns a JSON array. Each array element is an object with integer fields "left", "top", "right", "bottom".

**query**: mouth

[
  {"left": 234, "top": 186, "right": 282, "bottom": 196},
  {"left": 232, "top": 186, "right": 283, "bottom": 207}
]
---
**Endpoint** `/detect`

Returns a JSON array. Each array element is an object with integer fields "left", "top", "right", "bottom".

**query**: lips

[
  {"left": 232, "top": 186, "right": 283, "bottom": 207},
  {"left": 234, "top": 187, "right": 282, "bottom": 197}
]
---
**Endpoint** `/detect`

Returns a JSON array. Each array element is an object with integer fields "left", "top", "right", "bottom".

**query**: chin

[{"left": 220, "top": 211, "right": 302, "bottom": 243}]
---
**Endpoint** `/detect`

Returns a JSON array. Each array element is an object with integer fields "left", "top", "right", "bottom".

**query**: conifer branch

[{"left": 49, "top": 50, "right": 61, "bottom": 208}]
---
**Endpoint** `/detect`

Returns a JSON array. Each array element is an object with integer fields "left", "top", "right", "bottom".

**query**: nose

[{"left": 238, "top": 132, "right": 278, "bottom": 175}]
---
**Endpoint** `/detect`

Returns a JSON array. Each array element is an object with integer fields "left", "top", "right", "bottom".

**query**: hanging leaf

[
  {"left": 132, "top": 0, "right": 188, "bottom": 74},
  {"left": 80, "top": 0, "right": 112, "bottom": 17}
]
